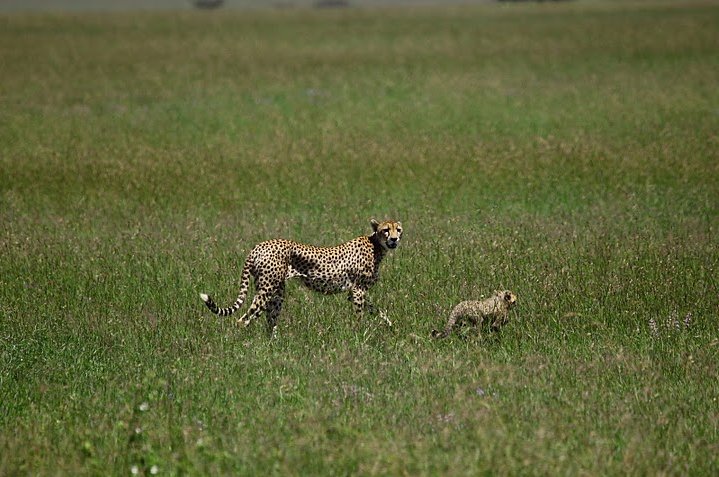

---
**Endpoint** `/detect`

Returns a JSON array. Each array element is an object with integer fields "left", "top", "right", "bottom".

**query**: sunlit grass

[{"left": 1, "top": 1, "right": 718, "bottom": 475}]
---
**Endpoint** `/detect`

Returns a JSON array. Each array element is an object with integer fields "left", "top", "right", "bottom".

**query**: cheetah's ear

[{"left": 370, "top": 218, "right": 380, "bottom": 232}]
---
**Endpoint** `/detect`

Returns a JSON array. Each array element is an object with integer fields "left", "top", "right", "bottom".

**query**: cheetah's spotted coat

[{"left": 200, "top": 219, "right": 402, "bottom": 333}]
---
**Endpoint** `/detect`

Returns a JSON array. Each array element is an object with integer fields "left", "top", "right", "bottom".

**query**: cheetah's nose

[{"left": 387, "top": 240, "right": 398, "bottom": 249}]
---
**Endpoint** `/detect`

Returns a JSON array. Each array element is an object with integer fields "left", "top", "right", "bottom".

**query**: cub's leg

[{"left": 431, "top": 309, "right": 470, "bottom": 339}]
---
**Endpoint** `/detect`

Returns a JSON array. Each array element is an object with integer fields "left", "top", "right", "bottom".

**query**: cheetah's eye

[{"left": 382, "top": 228, "right": 390, "bottom": 234}]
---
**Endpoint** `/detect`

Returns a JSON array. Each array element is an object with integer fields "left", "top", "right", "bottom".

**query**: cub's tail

[
  {"left": 200, "top": 259, "right": 252, "bottom": 316},
  {"left": 431, "top": 329, "right": 449, "bottom": 339}
]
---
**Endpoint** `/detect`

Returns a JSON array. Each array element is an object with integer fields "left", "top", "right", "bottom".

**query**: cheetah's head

[
  {"left": 499, "top": 290, "right": 517, "bottom": 309},
  {"left": 371, "top": 219, "right": 403, "bottom": 250}
]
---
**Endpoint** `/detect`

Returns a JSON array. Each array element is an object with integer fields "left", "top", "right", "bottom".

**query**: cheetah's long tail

[{"left": 200, "top": 259, "right": 252, "bottom": 317}]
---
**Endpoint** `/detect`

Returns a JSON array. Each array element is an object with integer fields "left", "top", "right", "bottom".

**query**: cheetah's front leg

[
  {"left": 348, "top": 288, "right": 392, "bottom": 327},
  {"left": 264, "top": 283, "right": 285, "bottom": 338}
]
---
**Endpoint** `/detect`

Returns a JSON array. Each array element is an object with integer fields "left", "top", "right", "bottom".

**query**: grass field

[{"left": 1, "top": 1, "right": 718, "bottom": 475}]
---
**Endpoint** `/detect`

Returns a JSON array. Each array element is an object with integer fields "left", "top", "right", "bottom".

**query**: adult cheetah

[{"left": 200, "top": 219, "right": 402, "bottom": 333}]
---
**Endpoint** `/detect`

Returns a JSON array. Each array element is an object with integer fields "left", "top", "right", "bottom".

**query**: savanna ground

[{"left": 1, "top": 1, "right": 718, "bottom": 475}]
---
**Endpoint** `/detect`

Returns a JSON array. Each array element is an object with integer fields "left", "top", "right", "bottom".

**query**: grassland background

[
  {"left": 1, "top": 1, "right": 718, "bottom": 475},
  {"left": 1, "top": 0, "right": 498, "bottom": 14}
]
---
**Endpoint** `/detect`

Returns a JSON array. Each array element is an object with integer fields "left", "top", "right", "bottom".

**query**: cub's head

[
  {"left": 371, "top": 219, "right": 403, "bottom": 250},
  {"left": 497, "top": 290, "right": 517, "bottom": 309}
]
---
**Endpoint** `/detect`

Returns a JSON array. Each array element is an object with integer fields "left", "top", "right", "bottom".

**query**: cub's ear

[
  {"left": 504, "top": 292, "right": 512, "bottom": 301},
  {"left": 371, "top": 218, "right": 380, "bottom": 232}
]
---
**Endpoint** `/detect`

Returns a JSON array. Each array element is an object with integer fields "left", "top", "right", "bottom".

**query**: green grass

[{"left": 1, "top": 1, "right": 718, "bottom": 475}]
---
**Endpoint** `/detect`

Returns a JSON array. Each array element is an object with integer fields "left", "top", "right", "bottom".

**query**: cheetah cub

[{"left": 431, "top": 290, "right": 517, "bottom": 339}]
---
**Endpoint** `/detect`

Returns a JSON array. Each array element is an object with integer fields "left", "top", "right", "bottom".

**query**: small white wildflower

[
  {"left": 139, "top": 402, "right": 149, "bottom": 412},
  {"left": 649, "top": 318, "right": 658, "bottom": 336},
  {"left": 150, "top": 465, "right": 159, "bottom": 475},
  {"left": 437, "top": 412, "right": 454, "bottom": 423},
  {"left": 666, "top": 310, "right": 679, "bottom": 331},
  {"left": 134, "top": 427, "right": 142, "bottom": 435},
  {"left": 130, "top": 465, "right": 139, "bottom": 475},
  {"left": 683, "top": 312, "right": 693, "bottom": 329}
]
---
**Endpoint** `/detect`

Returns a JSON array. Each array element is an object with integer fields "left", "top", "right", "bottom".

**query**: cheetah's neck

[{"left": 369, "top": 233, "right": 388, "bottom": 266}]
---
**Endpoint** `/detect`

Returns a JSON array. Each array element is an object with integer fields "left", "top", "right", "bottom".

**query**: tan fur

[
  {"left": 201, "top": 219, "right": 402, "bottom": 335},
  {"left": 431, "top": 290, "right": 517, "bottom": 339}
]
